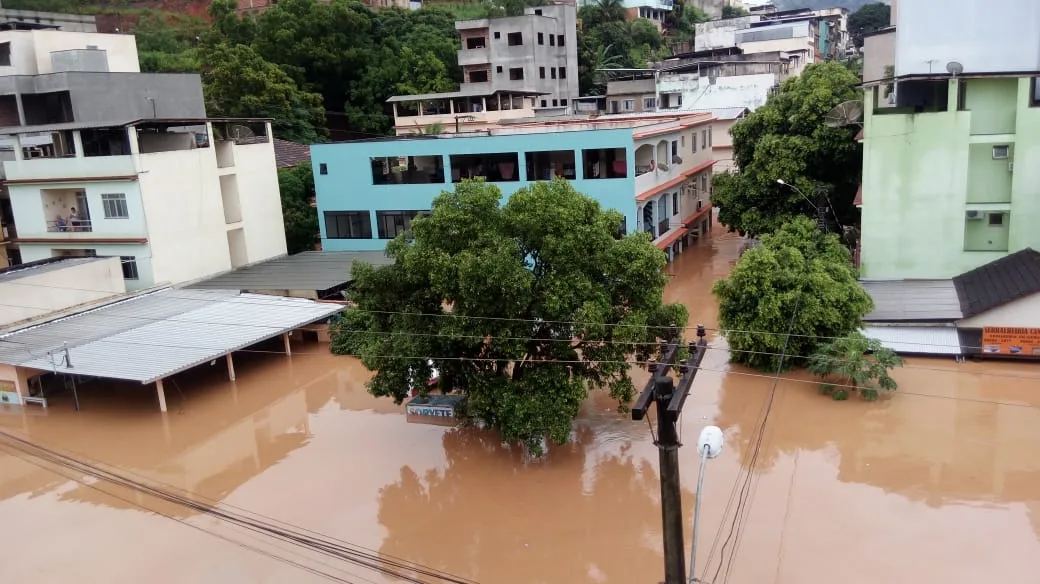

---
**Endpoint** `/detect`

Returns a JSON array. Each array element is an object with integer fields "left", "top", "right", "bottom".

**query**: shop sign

[{"left": 981, "top": 327, "right": 1040, "bottom": 356}]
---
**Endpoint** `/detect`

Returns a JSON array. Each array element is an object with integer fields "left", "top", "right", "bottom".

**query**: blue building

[{"left": 311, "top": 116, "right": 716, "bottom": 259}]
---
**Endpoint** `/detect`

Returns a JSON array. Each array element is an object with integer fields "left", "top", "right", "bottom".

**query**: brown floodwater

[{"left": 3, "top": 221, "right": 1040, "bottom": 584}]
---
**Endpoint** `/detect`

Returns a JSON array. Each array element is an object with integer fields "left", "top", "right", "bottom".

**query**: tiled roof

[
  {"left": 273, "top": 138, "right": 311, "bottom": 169},
  {"left": 953, "top": 248, "right": 1040, "bottom": 318}
]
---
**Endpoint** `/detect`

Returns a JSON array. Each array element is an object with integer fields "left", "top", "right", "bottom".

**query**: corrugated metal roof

[
  {"left": 860, "top": 280, "right": 963, "bottom": 322},
  {"left": 862, "top": 326, "right": 963, "bottom": 356},
  {"left": 0, "top": 289, "right": 343, "bottom": 383},
  {"left": 187, "top": 251, "right": 393, "bottom": 292}
]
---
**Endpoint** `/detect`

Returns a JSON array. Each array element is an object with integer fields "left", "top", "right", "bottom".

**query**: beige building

[{"left": 0, "top": 256, "right": 124, "bottom": 329}]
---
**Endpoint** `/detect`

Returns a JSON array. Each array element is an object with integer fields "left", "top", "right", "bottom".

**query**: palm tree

[
  {"left": 807, "top": 332, "right": 904, "bottom": 401},
  {"left": 592, "top": 0, "right": 626, "bottom": 25}
]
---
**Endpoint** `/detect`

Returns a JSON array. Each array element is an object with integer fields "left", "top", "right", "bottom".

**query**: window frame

[
  {"left": 539, "top": 66, "right": 546, "bottom": 79},
  {"left": 376, "top": 210, "right": 425, "bottom": 240},
  {"left": 324, "top": 211, "right": 372, "bottom": 240},
  {"left": 559, "top": 66, "right": 567, "bottom": 79},
  {"left": 120, "top": 255, "right": 139, "bottom": 280},
  {"left": 672, "top": 192, "right": 679, "bottom": 215},
  {"left": 509, "top": 67, "right": 524, "bottom": 81},
  {"left": 623, "top": 99, "right": 635, "bottom": 112},
  {"left": 643, "top": 97, "right": 656, "bottom": 110},
  {"left": 507, "top": 32, "right": 523, "bottom": 46},
  {"left": 557, "top": 34, "right": 565, "bottom": 46},
  {"left": 988, "top": 212, "right": 1006, "bottom": 226},
  {"left": 537, "top": 32, "right": 544, "bottom": 45},
  {"left": 101, "top": 193, "right": 129, "bottom": 219}
]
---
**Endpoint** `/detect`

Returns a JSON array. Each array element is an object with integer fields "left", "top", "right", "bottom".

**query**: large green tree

[
  {"left": 333, "top": 179, "right": 687, "bottom": 453},
  {"left": 712, "top": 216, "right": 872, "bottom": 371},
  {"left": 201, "top": 43, "right": 327, "bottom": 144},
  {"left": 711, "top": 61, "right": 862, "bottom": 236},
  {"left": 848, "top": 2, "right": 892, "bottom": 48},
  {"left": 277, "top": 161, "right": 319, "bottom": 254}
]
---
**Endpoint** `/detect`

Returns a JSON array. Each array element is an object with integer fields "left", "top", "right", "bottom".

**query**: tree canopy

[
  {"left": 710, "top": 62, "right": 862, "bottom": 236},
  {"left": 721, "top": 5, "right": 749, "bottom": 18},
  {"left": 712, "top": 216, "right": 873, "bottom": 371},
  {"left": 809, "top": 332, "right": 903, "bottom": 401},
  {"left": 277, "top": 161, "right": 319, "bottom": 254},
  {"left": 332, "top": 179, "right": 687, "bottom": 454},
  {"left": 848, "top": 2, "right": 892, "bottom": 48},
  {"left": 578, "top": 2, "right": 665, "bottom": 95}
]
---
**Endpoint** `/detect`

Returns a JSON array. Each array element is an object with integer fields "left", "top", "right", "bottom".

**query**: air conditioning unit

[
  {"left": 992, "top": 145, "right": 1010, "bottom": 159},
  {"left": 965, "top": 210, "right": 983, "bottom": 221}
]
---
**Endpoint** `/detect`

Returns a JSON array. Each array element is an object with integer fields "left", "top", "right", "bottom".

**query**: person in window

[{"left": 67, "top": 206, "right": 83, "bottom": 231}]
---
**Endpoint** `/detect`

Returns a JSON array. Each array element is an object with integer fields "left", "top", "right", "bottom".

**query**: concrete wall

[
  {"left": 0, "top": 257, "right": 124, "bottom": 327},
  {"left": 694, "top": 16, "right": 760, "bottom": 51},
  {"left": 312, "top": 128, "right": 638, "bottom": 251},
  {"left": 0, "top": 30, "right": 139, "bottom": 76},
  {"left": 659, "top": 73, "right": 776, "bottom": 111},
  {"left": 959, "top": 293, "right": 1040, "bottom": 328},
  {"left": 859, "top": 77, "right": 1040, "bottom": 279},
  {"left": 17, "top": 243, "right": 153, "bottom": 290},
  {"left": 231, "top": 134, "right": 289, "bottom": 265},
  {"left": 710, "top": 118, "right": 738, "bottom": 172},
  {"left": 896, "top": 0, "right": 1040, "bottom": 76},
  {"left": 862, "top": 29, "right": 895, "bottom": 84}
]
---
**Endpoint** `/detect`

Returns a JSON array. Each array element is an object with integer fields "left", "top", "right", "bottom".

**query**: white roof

[
  {"left": 862, "top": 326, "right": 963, "bottom": 356},
  {"left": 0, "top": 289, "right": 343, "bottom": 383}
]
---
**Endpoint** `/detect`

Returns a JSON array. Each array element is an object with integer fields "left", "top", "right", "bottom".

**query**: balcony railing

[
  {"left": 636, "top": 165, "right": 652, "bottom": 176},
  {"left": 658, "top": 218, "right": 670, "bottom": 236},
  {"left": 47, "top": 219, "right": 92, "bottom": 233}
]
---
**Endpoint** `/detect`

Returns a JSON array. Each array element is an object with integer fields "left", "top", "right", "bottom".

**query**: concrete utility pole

[{"left": 633, "top": 325, "right": 709, "bottom": 584}]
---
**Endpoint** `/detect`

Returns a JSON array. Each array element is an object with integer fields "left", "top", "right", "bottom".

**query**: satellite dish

[
  {"left": 946, "top": 61, "right": 963, "bottom": 76},
  {"left": 824, "top": 100, "right": 864, "bottom": 128}
]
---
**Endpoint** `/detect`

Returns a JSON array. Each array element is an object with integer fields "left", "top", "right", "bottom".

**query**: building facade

[
  {"left": 312, "top": 114, "right": 716, "bottom": 261},
  {"left": 455, "top": 4, "right": 578, "bottom": 110},
  {"left": 859, "top": 0, "right": 1040, "bottom": 279}
]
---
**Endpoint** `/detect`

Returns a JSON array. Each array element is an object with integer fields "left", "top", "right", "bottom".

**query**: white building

[{"left": 2, "top": 118, "right": 286, "bottom": 290}]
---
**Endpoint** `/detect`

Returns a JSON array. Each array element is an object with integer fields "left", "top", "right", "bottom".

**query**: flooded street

[{"left": 3, "top": 222, "right": 1040, "bottom": 584}]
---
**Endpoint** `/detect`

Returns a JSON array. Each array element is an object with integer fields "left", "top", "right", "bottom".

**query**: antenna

[
  {"left": 824, "top": 100, "right": 864, "bottom": 128},
  {"left": 946, "top": 61, "right": 964, "bottom": 77}
]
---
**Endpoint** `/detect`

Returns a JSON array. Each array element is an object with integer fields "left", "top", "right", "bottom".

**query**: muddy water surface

[{"left": 2, "top": 223, "right": 1040, "bottom": 584}]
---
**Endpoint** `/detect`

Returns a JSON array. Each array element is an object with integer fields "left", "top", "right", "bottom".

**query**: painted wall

[
  {"left": 313, "top": 128, "right": 637, "bottom": 251},
  {"left": 860, "top": 77, "right": 1040, "bottom": 279},
  {"left": 0, "top": 30, "right": 139, "bottom": 76},
  {"left": 694, "top": 16, "right": 760, "bottom": 51},
  {"left": 0, "top": 257, "right": 124, "bottom": 327},
  {"left": 18, "top": 243, "right": 153, "bottom": 289},
  {"left": 862, "top": 29, "right": 895, "bottom": 84},
  {"left": 659, "top": 73, "right": 776, "bottom": 112},
  {"left": 232, "top": 137, "right": 289, "bottom": 265},
  {"left": 137, "top": 146, "right": 233, "bottom": 285},
  {"left": 959, "top": 293, "right": 1040, "bottom": 328},
  {"left": 896, "top": 0, "right": 1040, "bottom": 76},
  {"left": 7, "top": 178, "right": 146, "bottom": 238}
]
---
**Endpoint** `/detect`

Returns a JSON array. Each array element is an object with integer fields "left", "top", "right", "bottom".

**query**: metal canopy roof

[
  {"left": 187, "top": 251, "right": 393, "bottom": 292},
  {"left": 0, "top": 289, "right": 343, "bottom": 384},
  {"left": 860, "top": 280, "right": 964, "bottom": 322}
]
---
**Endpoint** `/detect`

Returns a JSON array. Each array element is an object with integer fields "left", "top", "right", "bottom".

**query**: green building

[{"left": 859, "top": 76, "right": 1040, "bottom": 279}]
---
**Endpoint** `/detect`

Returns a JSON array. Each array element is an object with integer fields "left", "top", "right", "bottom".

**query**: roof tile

[{"left": 953, "top": 248, "right": 1040, "bottom": 318}]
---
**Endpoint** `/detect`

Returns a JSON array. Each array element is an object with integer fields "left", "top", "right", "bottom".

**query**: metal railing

[{"left": 47, "top": 219, "right": 92, "bottom": 233}]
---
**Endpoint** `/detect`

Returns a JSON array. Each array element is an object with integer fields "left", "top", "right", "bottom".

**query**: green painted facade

[{"left": 860, "top": 77, "right": 1040, "bottom": 279}]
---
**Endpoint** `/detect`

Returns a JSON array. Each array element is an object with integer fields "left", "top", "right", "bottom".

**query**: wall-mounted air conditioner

[{"left": 965, "top": 210, "right": 983, "bottom": 221}]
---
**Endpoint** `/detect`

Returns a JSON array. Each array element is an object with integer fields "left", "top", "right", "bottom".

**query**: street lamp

[
  {"left": 689, "top": 425, "right": 724, "bottom": 584},
  {"left": 775, "top": 178, "right": 817, "bottom": 208}
]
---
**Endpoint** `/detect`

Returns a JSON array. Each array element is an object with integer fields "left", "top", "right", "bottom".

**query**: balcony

[
  {"left": 4, "top": 154, "right": 137, "bottom": 184},
  {"left": 458, "top": 46, "right": 490, "bottom": 67}
]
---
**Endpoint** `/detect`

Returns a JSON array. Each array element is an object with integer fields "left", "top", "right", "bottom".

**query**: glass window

[
  {"left": 692, "top": 133, "right": 697, "bottom": 153},
  {"left": 120, "top": 256, "right": 139, "bottom": 280},
  {"left": 539, "top": 67, "right": 546, "bottom": 79},
  {"left": 551, "top": 67, "right": 557, "bottom": 79},
  {"left": 377, "top": 210, "right": 426, "bottom": 239},
  {"left": 525, "top": 150, "right": 576, "bottom": 180},
  {"left": 510, "top": 68, "right": 524, "bottom": 80},
  {"left": 537, "top": 32, "right": 544, "bottom": 45},
  {"left": 672, "top": 192, "right": 679, "bottom": 215},
  {"left": 643, "top": 97, "right": 656, "bottom": 110},
  {"left": 101, "top": 193, "right": 129, "bottom": 219},
  {"left": 370, "top": 155, "right": 444, "bottom": 185},
  {"left": 507, "top": 32, "right": 522, "bottom": 46},
  {"left": 559, "top": 67, "right": 567, "bottom": 79},
  {"left": 557, "top": 34, "right": 565, "bottom": 46},
  {"left": 708, "top": 127, "right": 713, "bottom": 147},
  {"left": 701, "top": 130, "right": 707, "bottom": 149},
  {"left": 319, "top": 163, "right": 328, "bottom": 175},
  {"left": 581, "top": 148, "right": 627, "bottom": 179},
  {"left": 449, "top": 152, "right": 521, "bottom": 182},
  {"left": 623, "top": 100, "right": 635, "bottom": 111},
  {"left": 550, "top": 35, "right": 555, "bottom": 46},
  {"left": 671, "top": 141, "right": 677, "bottom": 157},
  {"left": 325, "top": 211, "right": 372, "bottom": 239}
]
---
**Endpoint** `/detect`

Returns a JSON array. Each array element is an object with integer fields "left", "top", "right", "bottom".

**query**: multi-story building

[
  {"left": 0, "top": 29, "right": 286, "bottom": 287},
  {"left": 312, "top": 113, "right": 717, "bottom": 261},
  {"left": 0, "top": 2, "right": 97, "bottom": 33},
  {"left": 858, "top": 0, "right": 1040, "bottom": 279},
  {"left": 622, "top": 0, "right": 673, "bottom": 30},
  {"left": 454, "top": 4, "right": 578, "bottom": 110},
  {"left": 693, "top": 7, "right": 849, "bottom": 64}
]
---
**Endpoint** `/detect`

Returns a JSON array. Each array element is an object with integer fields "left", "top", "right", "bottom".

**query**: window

[
  {"left": 534, "top": 8, "right": 542, "bottom": 14},
  {"left": 708, "top": 127, "right": 713, "bottom": 147},
  {"left": 466, "top": 37, "right": 486, "bottom": 50},
  {"left": 559, "top": 67, "right": 567, "bottom": 79},
  {"left": 692, "top": 133, "right": 697, "bottom": 153},
  {"left": 1032, "top": 77, "right": 1040, "bottom": 106},
  {"left": 539, "top": 66, "right": 546, "bottom": 79},
  {"left": 643, "top": 97, "right": 656, "bottom": 110},
  {"left": 0, "top": 42, "right": 9, "bottom": 67},
  {"left": 370, "top": 155, "right": 445, "bottom": 185},
  {"left": 557, "top": 34, "right": 565, "bottom": 46},
  {"left": 469, "top": 70, "right": 489, "bottom": 83},
  {"left": 538, "top": 32, "right": 544, "bottom": 44},
  {"left": 581, "top": 147, "right": 627, "bottom": 180},
  {"left": 319, "top": 163, "right": 328, "bottom": 175},
  {"left": 509, "top": 67, "right": 524, "bottom": 80},
  {"left": 325, "top": 211, "right": 372, "bottom": 239},
  {"left": 101, "top": 193, "right": 129, "bottom": 219},
  {"left": 623, "top": 99, "right": 635, "bottom": 112},
  {"left": 560, "top": 98, "right": 568, "bottom": 106},
  {"left": 449, "top": 152, "right": 521, "bottom": 182},
  {"left": 989, "top": 212, "right": 1005, "bottom": 226},
  {"left": 507, "top": 32, "right": 523, "bottom": 46},
  {"left": 494, "top": 31, "right": 501, "bottom": 39},
  {"left": 525, "top": 149, "right": 577, "bottom": 180},
  {"left": 671, "top": 141, "right": 677, "bottom": 157},
  {"left": 552, "top": 99, "right": 558, "bottom": 107},
  {"left": 610, "top": 101, "right": 619, "bottom": 114},
  {"left": 672, "top": 193, "right": 679, "bottom": 215},
  {"left": 681, "top": 135, "right": 685, "bottom": 147},
  {"left": 701, "top": 174, "right": 708, "bottom": 191},
  {"left": 551, "top": 67, "right": 557, "bottom": 79},
  {"left": 541, "top": 99, "right": 548, "bottom": 107},
  {"left": 701, "top": 130, "right": 707, "bottom": 149},
  {"left": 120, "top": 256, "right": 139, "bottom": 281},
  {"left": 377, "top": 210, "right": 425, "bottom": 239},
  {"left": 550, "top": 35, "right": 555, "bottom": 46},
  {"left": 496, "top": 65, "right": 503, "bottom": 73},
  {"left": 992, "top": 145, "right": 1010, "bottom": 159}
]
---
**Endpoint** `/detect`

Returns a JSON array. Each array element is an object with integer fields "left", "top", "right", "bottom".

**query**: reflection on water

[{"left": 1, "top": 219, "right": 1039, "bottom": 584}]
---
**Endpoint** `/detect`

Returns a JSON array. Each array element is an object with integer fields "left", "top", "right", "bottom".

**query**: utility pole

[{"left": 633, "top": 324, "right": 709, "bottom": 584}]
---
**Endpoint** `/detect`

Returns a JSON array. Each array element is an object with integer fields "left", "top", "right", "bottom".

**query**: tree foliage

[
  {"left": 201, "top": 43, "right": 328, "bottom": 144},
  {"left": 711, "top": 62, "right": 862, "bottom": 236},
  {"left": 333, "top": 179, "right": 687, "bottom": 454},
  {"left": 578, "top": 2, "right": 665, "bottom": 95},
  {"left": 808, "top": 332, "right": 903, "bottom": 401},
  {"left": 666, "top": 0, "right": 710, "bottom": 44},
  {"left": 721, "top": 5, "right": 749, "bottom": 18},
  {"left": 848, "top": 2, "right": 891, "bottom": 48},
  {"left": 712, "top": 217, "right": 873, "bottom": 371},
  {"left": 277, "top": 161, "right": 319, "bottom": 254}
]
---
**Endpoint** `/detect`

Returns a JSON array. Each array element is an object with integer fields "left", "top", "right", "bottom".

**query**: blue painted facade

[{"left": 311, "top": 129, "right": 637, "bottom": 251}]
